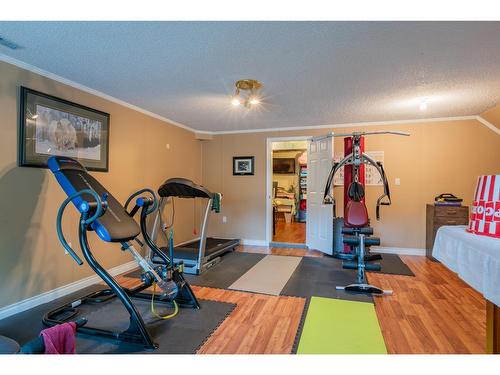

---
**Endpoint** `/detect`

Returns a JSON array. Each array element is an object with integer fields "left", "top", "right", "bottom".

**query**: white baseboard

[
  {"left": 372, "top": 246, "right": 425, "bottom": 256},
  {"left": 0, "top": 260, "right": 137, "bottom": 321},
  {"left": 238, "top": 240, "right": 425, "bottom": 256},
  {"left": 240, "top": 239, "right": 269, "bottom": 247}
]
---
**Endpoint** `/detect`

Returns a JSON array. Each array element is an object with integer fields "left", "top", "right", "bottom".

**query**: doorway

[{"left": 266, "top": 137, "right": 310, "bottom": 247}]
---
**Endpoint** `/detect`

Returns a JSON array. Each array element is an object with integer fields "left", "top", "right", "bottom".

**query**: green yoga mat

[{"left": 296, "top": 297, "right": 387, "bottom": 354}]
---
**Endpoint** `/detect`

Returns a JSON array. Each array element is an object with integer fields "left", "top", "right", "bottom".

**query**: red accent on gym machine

[{"left": 342, "top": 136, "right": 368, "bottom": 253}]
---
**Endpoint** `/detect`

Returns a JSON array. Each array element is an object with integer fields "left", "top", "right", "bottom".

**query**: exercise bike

[
  {"left": 44, "top": 156, "right": 199, "bottom": 350},
  {"left": 323, "top": 131, "right": 409, "bottom": 295}
]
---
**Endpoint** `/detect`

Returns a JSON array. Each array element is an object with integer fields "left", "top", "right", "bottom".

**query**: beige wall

[
  {"left": 0, "top": 61, "right": 202, "bottom": 309},
  {"left": 2, "top": 57, "right": 500, "bottom": 309},
  {"left": 481, "top": 103, "right": 500, "bottom": 130},
  {"left": 202, "top": 120, "right": 500, "bottom": 248}
]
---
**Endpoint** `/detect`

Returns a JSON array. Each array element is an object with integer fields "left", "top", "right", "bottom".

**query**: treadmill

[{"left": 149, "top": 178, "right": 240, "bottom": 274}]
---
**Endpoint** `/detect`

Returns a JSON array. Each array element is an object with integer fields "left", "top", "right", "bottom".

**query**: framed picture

[
  {"left": 233, "top": 156, "right": 254, "bottom": 176},
  {"left": 19, "top": 87, "right": 110, "bottom": 171}
]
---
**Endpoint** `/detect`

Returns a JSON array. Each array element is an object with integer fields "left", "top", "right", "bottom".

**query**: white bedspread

[{"left": 433, "top": 225, "right": 500, "bottom": 306}]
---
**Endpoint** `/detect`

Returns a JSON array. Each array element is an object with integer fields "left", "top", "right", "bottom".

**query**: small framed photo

[
  {"left": 19, "top": 87, "right": 110, "bottom": 171},
  {"left": 233, "top": 156, "right": 254, "bottom": 176}
]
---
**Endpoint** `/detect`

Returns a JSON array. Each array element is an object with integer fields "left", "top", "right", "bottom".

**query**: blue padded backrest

[{"left": 48, "top": 156, "right": 140, "bottom": 242}]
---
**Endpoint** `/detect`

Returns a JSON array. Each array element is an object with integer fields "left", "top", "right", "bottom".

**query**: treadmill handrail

[
  {"left": 197, "top": 198, "right": 212, "bottom": 270},
  {"left": 148, "top": 197, "right": 167, "bottom": 262}
]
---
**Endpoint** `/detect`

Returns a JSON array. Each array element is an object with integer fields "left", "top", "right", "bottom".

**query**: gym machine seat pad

[{"left": 344, "top": 200, "right": 369, "bottom": 227}]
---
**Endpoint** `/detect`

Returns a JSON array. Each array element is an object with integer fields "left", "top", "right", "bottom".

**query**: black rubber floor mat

[
  {"left": 185, "top": 252, "right": 267, "bottom": 289},
  {"left": 0, "top": 285, "right": 234, "bottom": 354},
  {"left": 74, "top": 298, "right": 234, "bottom": 354},
  {"left": 280, "top": 257, "right": 374, "bottom": 303},
  {"left": 124, "top": 252, "right": 266, "bottom": 290},
  {"left": 291, "top": 298, "right": 311, "bottom": 354},
  {"left": 281, "top": 254, "right": 413, "bottom": 303},
  {"left": 370, "top": 253, "right": 415, "bottom": 276}
]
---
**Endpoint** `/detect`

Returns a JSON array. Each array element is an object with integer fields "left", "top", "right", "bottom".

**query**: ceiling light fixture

[
  {"left": 248, "top": 96, "right": 260, "bottom": 105},
  {"left": 231, "top": 97, "right": 241, "bottom": 107},
  {"left": 231, "top": 79, "right": 263, "bottom": 108}
]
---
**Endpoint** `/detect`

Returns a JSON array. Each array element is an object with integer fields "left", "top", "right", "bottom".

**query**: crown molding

[
  {"left": 0, "top": 52, "right": 198, "bottom": 134},
  {"left": 210, "top": 115, "right": 479, "bottom": 135},
  {"left": 476, "top": 116, "right": 500, "bottom": 136},
  {"left": 1, "top": 53, "right": 496, "bottom": 137}
]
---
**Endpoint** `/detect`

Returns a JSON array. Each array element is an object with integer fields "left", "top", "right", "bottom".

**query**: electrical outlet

[
  {"left": 395, "top": 178, "right": 401, "bottom": 186},
  {"left": 166, "top": 143, "right": 170, "bottom": 150},
  {"left": 222, "top": 216, "right": 227, "bottom": 224}
]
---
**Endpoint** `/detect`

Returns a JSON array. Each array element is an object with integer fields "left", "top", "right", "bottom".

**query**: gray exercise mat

[
  {"left": 228, "top": 255, "right": 302, "bottom": 295},
  {"left": 370, "top": 253, "right": 415, "bottom": 276},
  {"left": 0, "top": 285, "right": 104, "bottom": 346},
  {"left": 184, "top": 252, "right": 267, "bottom": 289},
  {"left": 280, "top": 254, "right": 413, "bottom": 302},
  {"left": 0, "top": 285, "right": 234, "bottom": 354},
  {"left": 74, "top": 297, "right": 234, "bottom": 354},
  {"left": 280, "top": 256, "right": 374, "bottom": 303},
  {"left": 124, "top": 252, "right": 267, "bottom": 290}
]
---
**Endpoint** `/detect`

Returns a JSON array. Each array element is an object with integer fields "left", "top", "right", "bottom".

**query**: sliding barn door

[{"left": 306, "top": 135, "right": 334, "bottom": 254}]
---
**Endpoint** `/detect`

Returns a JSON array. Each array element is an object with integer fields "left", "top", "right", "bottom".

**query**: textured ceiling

[{"left": 0, "top": 21, "right": 499, "bottom": 132}]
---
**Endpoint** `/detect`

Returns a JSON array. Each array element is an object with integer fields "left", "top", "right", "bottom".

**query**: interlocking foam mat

[
  {"left": 124, "top": 252, "right": 266, "bottom": 290},
  {"left": 0, "top": 285, "right": 234, "bottom": 354},
  {"left": 281, "top": 254, "right": 413, "bottom": 302}
]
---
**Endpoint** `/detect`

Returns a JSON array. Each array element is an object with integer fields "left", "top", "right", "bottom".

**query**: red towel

[{"left": 40, "top": 322, "right": 77, "bottom": 354}]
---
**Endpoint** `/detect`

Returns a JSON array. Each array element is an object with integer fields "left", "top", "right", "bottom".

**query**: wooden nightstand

[{"left": 425, "top": 204, "right": 469, "bottom": 261}]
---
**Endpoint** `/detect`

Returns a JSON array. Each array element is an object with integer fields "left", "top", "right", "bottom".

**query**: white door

[{"left": 306, "top": 135, "right": 334, "bottom": 254}]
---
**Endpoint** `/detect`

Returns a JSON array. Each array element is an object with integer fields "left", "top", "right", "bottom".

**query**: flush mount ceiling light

[{"left": 231, "top": 79, "right": 263, "bottom": 108}]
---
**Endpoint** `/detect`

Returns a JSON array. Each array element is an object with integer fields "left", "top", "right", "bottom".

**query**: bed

[{"left": 433, "top": 225, "right": 500, "bottom": 353}]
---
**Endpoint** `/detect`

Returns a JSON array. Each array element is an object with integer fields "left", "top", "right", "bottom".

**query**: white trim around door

[{"left": 266, "top": 136, "right": 312, "bottom": 245}]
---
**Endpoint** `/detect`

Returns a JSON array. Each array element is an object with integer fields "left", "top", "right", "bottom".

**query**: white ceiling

[{"left": 0, "top": 21, "right": 499, "bottom": 132}]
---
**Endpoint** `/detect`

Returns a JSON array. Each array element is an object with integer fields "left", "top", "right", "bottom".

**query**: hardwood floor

[
  {"left": 195, "top": 287, "right": 305, "bottom": 354},
  {"left": 116, "top": 246, "right": 486, "bottom": 354},
  {"left": 367, "top": 256, "right": 486, "bottom": 354},
  {"left": 115, "top": 275, "right": 306, "bottom": 354},
  {"left": 272, "top": 221, "right": 306, "bottom": 244}
]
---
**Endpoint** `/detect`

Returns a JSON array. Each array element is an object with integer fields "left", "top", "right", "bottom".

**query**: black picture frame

[
  {"left": 233, "top": 156, "right": 255, "bottom": 176},
  {"left": 19, "top": 86, "right": 110, "bottom": 172}
]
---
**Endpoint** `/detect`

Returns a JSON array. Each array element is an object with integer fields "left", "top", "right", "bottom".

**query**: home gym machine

[
  {"left": 323, "top": 131, "right": 409, "bottom": 295},
  {"left": 45, "top": 156, "right": 199, "bottom": 350},
  {"left": 148, "top": 178, "right": 240, "bottom": 275}
]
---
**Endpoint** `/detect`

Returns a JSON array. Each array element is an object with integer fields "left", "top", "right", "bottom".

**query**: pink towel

[{"left": 40, "top": 322, "right": 77, "bottom": 354}]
